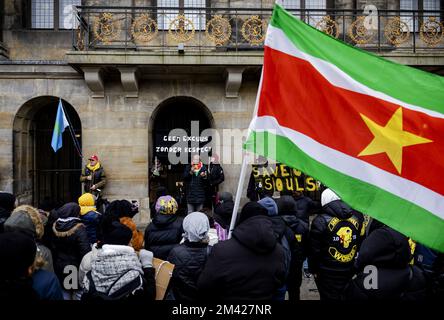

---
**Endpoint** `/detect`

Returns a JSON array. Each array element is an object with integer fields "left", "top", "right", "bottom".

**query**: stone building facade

[{"left": 0, "top": 0, "right": 443, "bottom": 225}]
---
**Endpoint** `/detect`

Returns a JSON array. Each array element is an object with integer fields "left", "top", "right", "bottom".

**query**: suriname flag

[{"left": 244, "top": 4, "right": 444, "bottom": 252}]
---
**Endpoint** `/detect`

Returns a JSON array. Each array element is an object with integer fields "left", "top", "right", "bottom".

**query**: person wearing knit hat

[
  {"left": 0, "top": 231, "right": 39, "bottom": 300},
  {"left": 167, "top": 212, "right": 211, "bottom": 301},
  {"left": 155, "top": 195, "right": 178, "bottom": 215},
  {"left": 103, "top": 221, "right": 133, "bottom": 246},
  {"left": 0, "top": 192, "right": 16, "bottom": 233},
  {"left": 80, "top": 221, "right": 156, "bottom": 301},
  {"left": 237, "top": 201, "right": 268, "bottom": 225},
  {"left": 78, "top": 193, "right": 102, "bottom": 244},
  {"left": 258, "top": 197, "right": 278, "bottom": 217},
  {"left": 144, "top": 195, "right": 184, "bottom": 260}
]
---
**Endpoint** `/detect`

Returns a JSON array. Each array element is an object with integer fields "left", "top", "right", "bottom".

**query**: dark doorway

[
  {"left": 13, "top": 97, "right": 82, "bottom": 207},
  {"left": 150, "top": 97, "right": 213, "bottom": 214}
]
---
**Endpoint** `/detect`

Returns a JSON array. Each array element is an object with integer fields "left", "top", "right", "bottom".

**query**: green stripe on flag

[
  {"left": 245, "top": 130, "right": 444, "bottom": 252},
  {"left": 270, "top": 4, "right": 444, "bottom": 114}
]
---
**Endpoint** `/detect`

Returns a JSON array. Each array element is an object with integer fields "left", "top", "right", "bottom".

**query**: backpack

[{"left": 82, "top": 270, "right": 144, "bottom": 301}]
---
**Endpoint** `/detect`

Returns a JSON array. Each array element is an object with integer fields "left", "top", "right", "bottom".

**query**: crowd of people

[{"left": 0, "top": 155, "right": 443, "bottom": 302}]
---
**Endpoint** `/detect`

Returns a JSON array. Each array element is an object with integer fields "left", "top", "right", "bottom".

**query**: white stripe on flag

[
  {"left": 251, "top": 115, "right": 444, "bottom": 220},
  {"left": 265, "top": 25, "right": 444, "bottom": 120}
]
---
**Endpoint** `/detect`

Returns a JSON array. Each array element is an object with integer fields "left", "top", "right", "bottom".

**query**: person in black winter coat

[
  {"left": 205, "top": 154, "right": 225, "bottom": 209},
  {"left": 167, "top": 211, "right": 211, "bottom": 301},
  {"left": 276, "top": 195, "right": 309, "bottom": 301},
  {"left": 197, "top": 202, "right": 286, "bottom": 300},
  {"left": 51, "top": 202, "right": 91, "bottom": 299},
  {"left": 292, "top": 191, "right": 321, "bottom": 223},
  {"left": 184, "top": 154, "right": 208, "bottom": 213},
  {"left": 214, "top": 192, "right": 234, "bottom": 230},
  {"left": 258, "top": 197, "right": 293, "bottom": 300},
  {"left": 342, "top": 222, "right": 427, "bottom": 300},
  {"left": 308, "top": 189, "right": 364, "bottom": 301},
  {"left": 0, "top": 192, "right": 15, "bottom": 233},
  {"left": 0, "top": 231, "right": 39, "bottom": 301},
  {"left": 144, "top": 196, "right": 184, "bottom": 260}
]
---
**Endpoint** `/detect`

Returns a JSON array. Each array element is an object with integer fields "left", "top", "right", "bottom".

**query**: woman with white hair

[{"left": 167, "top": 211, "right": 211, "bottom": 301}]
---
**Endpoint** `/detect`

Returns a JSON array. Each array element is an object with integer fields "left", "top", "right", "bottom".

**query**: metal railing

[{"left": 72, "top": 6, "right": 444, "bottom": 53}]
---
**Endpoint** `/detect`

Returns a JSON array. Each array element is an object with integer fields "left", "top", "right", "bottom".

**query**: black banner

[{"left": 252, "top": 163, "right": 319, "bottom": 193}]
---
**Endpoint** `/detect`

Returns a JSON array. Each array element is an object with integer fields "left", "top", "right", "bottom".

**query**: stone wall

[{"left": 0, "top": 64, "right": 258, "bottom": 224}]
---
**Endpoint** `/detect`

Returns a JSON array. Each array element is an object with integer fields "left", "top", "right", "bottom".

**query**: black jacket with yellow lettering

[{"left": 308, "top": 200, "right": 364, "bottom": 274}]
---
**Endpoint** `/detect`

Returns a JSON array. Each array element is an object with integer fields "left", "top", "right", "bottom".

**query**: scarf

[
  {"left": 80, "top": 206, "right": 97, "bottom": 216},
  {"left": 192, "top": 162, "right": 203, "bottom": 176},
  {"left": 87, "top": 162, "right": 101, "bottom": 172}
]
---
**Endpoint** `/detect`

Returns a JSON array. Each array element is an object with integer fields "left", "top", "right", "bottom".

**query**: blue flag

[{"left": 51, "top": 99, "right": 70, "bottom": 152}]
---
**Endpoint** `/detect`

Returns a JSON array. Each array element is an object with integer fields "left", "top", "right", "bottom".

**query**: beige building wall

[{"left": 0, "top": 64, "right": 259, "bottom": 224}]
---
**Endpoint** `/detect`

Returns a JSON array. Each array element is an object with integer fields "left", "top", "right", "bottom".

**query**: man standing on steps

[{"left": 80, "top": 154, "right": 106, "bottom": 197}]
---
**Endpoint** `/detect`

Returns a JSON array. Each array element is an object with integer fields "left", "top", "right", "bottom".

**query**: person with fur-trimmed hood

[
  {"left": 4, "top": 206, "right": 64, "bottom": 300},
  {"left": 78, "top": 193, "right": 102, "bottom": 245},
  {"left": 81, "top": 222, "right": 156, "bottom": 301},
  {"left": 308, "top": 188, "right": 364, "bottom": 301},
  {"left": 51, "top": 202, "right": 91, "bottom": 300},
  {"left": 4, "top": 205, "right": 54, "bottom": 273},
  {"left": 144, "top": 196, "right": 184, "bottom": 260}
]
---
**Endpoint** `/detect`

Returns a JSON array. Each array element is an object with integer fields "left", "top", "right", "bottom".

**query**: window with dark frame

[
  {"left": 281, "top": 0, "right": 328, "bottom": 25},
  {"left": 31, "top": 0, "right": 80, "bottom": 30},
  {"left": 400, "top": 0, "right": 441, "bottom": 32},
  {"left": 157, "top": 0, "right": 208, "bottom": 31}
]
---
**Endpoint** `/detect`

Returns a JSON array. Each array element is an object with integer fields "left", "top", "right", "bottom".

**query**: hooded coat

[
  {"left": 308, "top": 190, "right": 364, "bottom": 300},
  {"left": 78, "top": 193, "right": 102, "bottom": 244},
  {"left": 144, "top": 214, "right": 184, "bottom": 260},
  {"left": 343, "top": 226, "right": 427, "bottom": 300},
  {"left": 167, "top": 212, "right": 211, "bottom": 301},
  {"left": 293, "top": 194, "right": 320, "bottom": 223},
  {"left": 197, "top": 204, "right": 286, "bottom": 300},
  {"left": 214, "top": 194, "right": 234, "bottom": 230},
  {"left": 0, "top": 232, "right": 39, "bottom": 301},
  {"left": 0, "top": 192, "right": 15, "bottom": 233},
  {"left": 51, "top": 203, "right": 91, "bottom": 282},
  {"left": 4, "top": 205, "right": 54, "bottom": 273},
  {"left": 276, "top": 195, "right": 309, "bottom": 300}
]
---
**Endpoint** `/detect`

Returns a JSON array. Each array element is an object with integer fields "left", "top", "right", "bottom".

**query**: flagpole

[
  {"left": 228, "top": 66, "right": 265, "bottom": 239},
  {"left": 59, "top": 98, "right": 83, "bottom": 158}
]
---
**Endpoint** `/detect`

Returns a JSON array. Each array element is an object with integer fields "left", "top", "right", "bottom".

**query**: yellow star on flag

[{"left": 358, "top": 107, "right": 432, "bottom": 174}]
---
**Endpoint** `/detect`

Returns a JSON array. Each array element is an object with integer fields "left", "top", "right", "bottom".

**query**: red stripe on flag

[{"left": 258, "top": 46, "right": 444, "bottom": 196}]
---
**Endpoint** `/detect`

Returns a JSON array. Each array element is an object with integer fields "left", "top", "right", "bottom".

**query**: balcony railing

[{"left": 72, "top": 6, "right": 444, "bottom": 53}]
